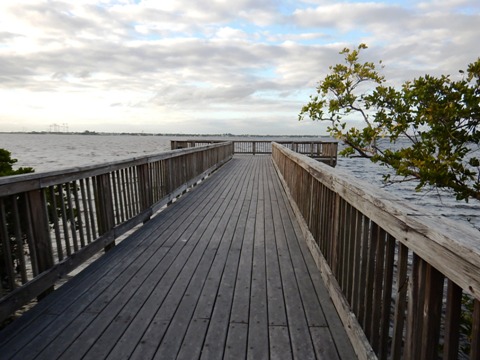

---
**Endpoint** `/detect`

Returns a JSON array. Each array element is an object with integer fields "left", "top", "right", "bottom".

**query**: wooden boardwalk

[{"left": 0, "top": 156, "right": 355, "bottom": 360}]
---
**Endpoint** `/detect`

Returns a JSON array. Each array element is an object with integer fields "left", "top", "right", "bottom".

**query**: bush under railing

[
  {"left": 0, "top": 142, "right": 233, "bottom": 323},
  {"left": 272, "top": 142, "right": 480, "bottom": 360}
]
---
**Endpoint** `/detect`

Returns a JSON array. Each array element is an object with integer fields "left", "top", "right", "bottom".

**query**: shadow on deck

[{"left": 0, "top": 156, "right": 355, "bottom": 359}]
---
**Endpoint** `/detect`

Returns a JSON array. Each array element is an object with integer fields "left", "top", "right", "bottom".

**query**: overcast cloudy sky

[{"left": 0, "top": 0, "right": 479, "bottom": 135}]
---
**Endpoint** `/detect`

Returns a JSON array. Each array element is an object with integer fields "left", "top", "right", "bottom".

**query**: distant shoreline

[{"left": 0, "top": 131, "right": 330, "bottom": 138}]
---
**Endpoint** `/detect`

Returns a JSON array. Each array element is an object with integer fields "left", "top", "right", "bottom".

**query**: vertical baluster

[
  {"left": 127, "top": 168, "right": 135, "bottom": 215},
  {"left": 94, "top": 174, "right": 115, "bottom": 251},
  {"left": 65, "top": 182, "right": 78, "bottom": 252},
  {"left": 86, "top": 177, "right": 97, "bottom": 239},
  {"left": 405, "top": 255, "right": 427, "bottom": 359},
  {"left": 130, "top": 167, "right": 139, "bottom": 215},
  {"left": 371, "top": 227, "right": 386, "bottom": 352},
  {"left": 12, "top": 196, "right": 28, "bottom": 283},
  {"left": 336, "top": 200, "right": 345, "bottom": 282},
  {"left": 120, "top": 169, "right": 129, "bottom": 218},
  {"left": 58, "top": 184, "right": 71, "bottom": 256},
  {"left": 72, "top": 181, "right": 85, "bottom": 248},
  {"left": 26, "top": 189, "right": 54, "bottom": 298},
  {"left": 331, "top": 195, "right": 342, "bottom": 278},
  {"left": 391, "top": 243, "right": 409, "bottom": 360},
  {"left": 111, "top": 171, "right": 121, "bottom": 224},
  {"left": 471, "top": 299, "right": 480, "bottom": 360},
  {"left": 49, "top": 186, "right": 63, "bottom": 260},
  {"left": 351, "top": 208, "right": 362, "bottom": 317},
  {"left": 346, "top": 206, "right": 357, "bottom": 303},
  {"left": 357, "top": 214, "right": 370, "bottom": 326},
  {"left": 0, "top": 198, "right": 16, "bottom": 289},
  {"left": 138, "top": 163, "right": 152, "bottom": 211},
  {"left": 443, "top": 280, "right": 462, "bottom": 360},
  {"left": 80, "top": 179, "right": 92, "bottom": 244},
  {"left": 420, "top": 264, "right": 445, "bottom": 359},
  {"left": 379, "top": 234, "right": 396, "bottom": 359},
  {"left": 364, "top": 221, "right": 378, "bottom": 337},
  {"left": 116, "top": 170, "right": 126, "bottom": 222}
]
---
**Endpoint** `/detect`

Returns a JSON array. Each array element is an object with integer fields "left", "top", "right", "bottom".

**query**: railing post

[
  {"left": 420, "top": 264, "right": 444, "bottom": 359},
  {"left": 471, "top": 300, "right": 480, "bottom": 360},
  {"left": 252, "top": 142, "right": 256, "bottom": 155},
  {"left": 0, "top": 198, "right": 16, "bottom": 290},
  {"left": 95, "top": 174, "right": 115, "bottom": 251},
  {"left": 138, "top": 163, "right": 152, "bottom": 213},
  {"left": 27, "top": 189, "right": 54, "bottom": 298},
  {"left": 330, "top": 193, "right": 341, "bottom": 274},
  {"left": 405, "top": 254, "right": 425, "bottom": 359}
]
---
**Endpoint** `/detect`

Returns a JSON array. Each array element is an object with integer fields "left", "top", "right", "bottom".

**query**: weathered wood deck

[{"left": 0, "top": 155, "right": 355, "bottom": 360}]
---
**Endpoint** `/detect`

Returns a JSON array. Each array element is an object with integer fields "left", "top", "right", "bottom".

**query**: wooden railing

[
  {"left": 272, "top": 142, "right": 480, "bottom": 360},
  {"left": 171, "top": 139, "right": 338, "bottom": 166},
  {"left": 0, "top": 142, "right": 233, "bottom": 323}
]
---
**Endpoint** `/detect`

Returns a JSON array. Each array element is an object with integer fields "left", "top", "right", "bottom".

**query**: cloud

[{"left": 0, "top": 0, "right": 478, "bottom": 134}]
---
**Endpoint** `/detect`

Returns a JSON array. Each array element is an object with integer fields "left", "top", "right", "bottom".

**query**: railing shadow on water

[
  {"left": 0, "top": 142, "right": 234, "bottom": 325},
  {"left": 272, "top": 142, "right": 480, "bottom": 360}
]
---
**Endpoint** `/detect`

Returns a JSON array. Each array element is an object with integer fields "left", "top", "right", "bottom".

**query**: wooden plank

[
  {"left": 198, "top": 165, "right": 255, "bottom": 360},
  {"left": 310, "top": 327, "right": 340, "bottom": 360},
  {"left": 104, "top": 159, "right": 245, "bottom": 360},
  {"left": 154, "top": 160, "right": 252, "bottom": 360},
  {"left": 175, "top": 318, "right": 209, "bottom": 360},
  {"left": 269, "top": 326, "right": 292, "bottom": 360},
  {"left": 229, "top": 159, "right": 259, "bottom": 325},
  {"left": 58, "top": 245, "right": 173, "bottom": 360},
  {"left": 271, "top": 160, "right": 353, "bottom": 360},
  {"left": 1, "top": 156, "right": 358, "bottom": 360},
  {"left": 272, "top": 156, "right": 371, "bottom": 359},
  {"left": 224, "top": 323, "right": 248, "bottom": 360},
  {"left": 264, "top": 162, "right": 288, "bottom": 328},
  {"left": 1, "top": 158, "right": 239, "bottom": 359},
  {"left": 267, "top": 161, "right": 318, "bottom": 360},
  {"left": 271, "top": 181, "right": 327, "bottom": 328},
  {"left": 247, "top": 158, "right": 269, "bottom": 360},
  {"left": 149, "top": 248, "right": 218, "bottom": 360}
]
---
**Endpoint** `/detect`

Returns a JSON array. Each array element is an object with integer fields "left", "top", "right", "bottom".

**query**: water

[
  {"left": 1, "top": 133, "right": 479, "bottom": 230},
  {"left": 0, "top": 133, "right": 174, "bottom": 172}
]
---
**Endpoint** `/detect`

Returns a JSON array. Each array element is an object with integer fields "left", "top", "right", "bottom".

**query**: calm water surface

[{"left": 1, "top": 133, "right": 479, "bottom": 229}]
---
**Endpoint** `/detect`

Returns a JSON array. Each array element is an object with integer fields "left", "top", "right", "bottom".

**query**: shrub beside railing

[
  {"left": 272, "top": 142, "right": 480, "bottom": 360},
  {"left": 0, "top": 142, "right": 233, "bottom": 323}
]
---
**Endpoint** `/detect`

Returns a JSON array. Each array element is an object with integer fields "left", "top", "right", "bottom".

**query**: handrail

[
  {"left": 272, "top": 142, "right": 480, "bottom": 360},
  {"left": 0, "top": 142, "right": 234, "bottom": 323},
  {"left": 171, "top": 139, "right": 338, "bottom": 166}
]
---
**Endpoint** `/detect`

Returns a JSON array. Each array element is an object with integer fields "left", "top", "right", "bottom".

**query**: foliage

[
  {"left": 1, "top": 150, "right": 80, "bottom": 291},
  {"left": 370, "top": 61, "right": 480, "bottom": 201},
  {"left": 299, "top": 44, "right": 480, "bottom": 201},
  {"left": 0, "top": 149, "right": 34, "bottom": 176},
  {"left": 299, "top": 44, "right": 386, "bottom": 157},
  {"left": 0, "top": 149, "right": 34, "bottom": 289}
]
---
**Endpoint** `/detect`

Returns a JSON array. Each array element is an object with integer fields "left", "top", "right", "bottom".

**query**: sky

[{"left": 0, "top": 0, "right": 479, "bottom": 135}]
